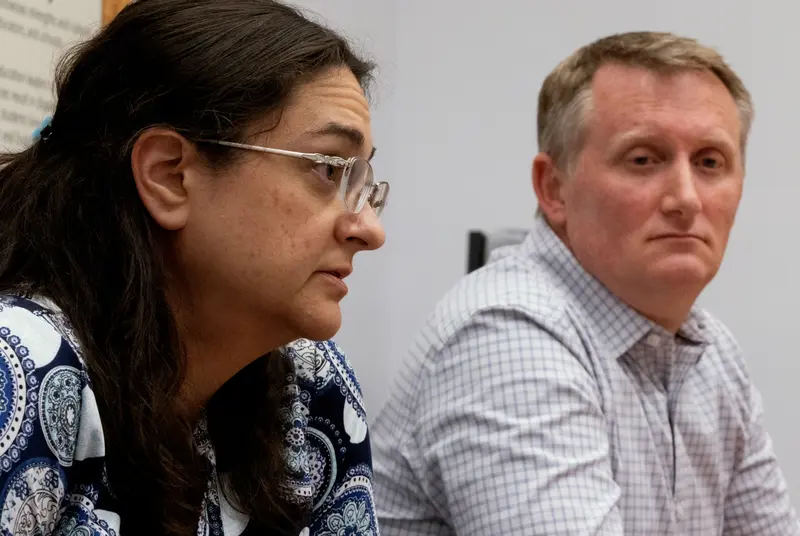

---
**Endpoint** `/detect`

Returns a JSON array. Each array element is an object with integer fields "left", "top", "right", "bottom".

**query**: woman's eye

[{"left": 311, "top": 163, "right": 341, "bottom": 184}]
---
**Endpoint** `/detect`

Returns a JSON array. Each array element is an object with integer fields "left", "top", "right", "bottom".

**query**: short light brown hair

[{"left": 537, "top": 31, "right": 753, "bottom": 173}]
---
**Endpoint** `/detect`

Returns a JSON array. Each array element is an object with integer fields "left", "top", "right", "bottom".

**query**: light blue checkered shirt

[{"left": 371, "top": 215, "right": 799, "bottom": 535}]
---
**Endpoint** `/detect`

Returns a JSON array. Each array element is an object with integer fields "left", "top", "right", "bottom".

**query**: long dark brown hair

[{"left": 0, "top": 1, "right": 373, "bottom": 534}]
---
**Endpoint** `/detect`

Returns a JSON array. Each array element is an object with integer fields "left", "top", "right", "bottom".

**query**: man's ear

[
  {"left": 532, "top": 152, "right": 568, "bottom": 226},
  {"left": 131, "top": 128, "right": 198, "bottom": 230}
]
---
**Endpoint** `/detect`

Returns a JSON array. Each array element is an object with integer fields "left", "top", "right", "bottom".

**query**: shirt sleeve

[
  {"left": 722, "top": 379, "right": 800, "bottom": 535},
  {"left": 376, "top": 307, "right": 624, "bottom": 536},
  {"left": 0, "top": 297, "right": 105, "bottom": 535},
  {"left": 300, "top": 339, "right": 380, "bottom": 536}
]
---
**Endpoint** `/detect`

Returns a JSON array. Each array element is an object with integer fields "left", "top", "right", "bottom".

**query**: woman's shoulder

[
  {"left": 279, "top": 340, "right": 377, "bottom": 532},
  {"left": 0, "top": 294, "right": 116, "bottom": 535},
  {"left": 279, "top": 337, "right": 370, "bottom": 463},
  {"left": 281, "top": 338, "right": 366, "bottom": 408},
  {"left": 0, "top": 294, "right": 87, "bottom": 367}
]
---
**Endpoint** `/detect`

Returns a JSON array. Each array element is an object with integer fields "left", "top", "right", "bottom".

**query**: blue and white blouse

[{"left": 0, "top": 294, "right": 379, "bottom": 535}]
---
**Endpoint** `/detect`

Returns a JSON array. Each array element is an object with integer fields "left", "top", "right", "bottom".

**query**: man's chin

[{"left": 650, "top": 257, "right": 716, "bottom": 287}]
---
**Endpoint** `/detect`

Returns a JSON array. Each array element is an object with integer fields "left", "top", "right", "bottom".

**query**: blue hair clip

[{"left": 32, "top": 115, "right": 53, "bottom": 142}]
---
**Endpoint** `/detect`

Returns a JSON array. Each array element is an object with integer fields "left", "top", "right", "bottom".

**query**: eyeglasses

[{"left": 200, "top": 140, "right": 389, "bottom": 217}]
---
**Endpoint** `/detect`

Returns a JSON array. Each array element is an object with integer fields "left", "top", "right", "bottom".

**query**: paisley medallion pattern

[
  {"left": 0, "top": 458, "right": 65, "bottom": 536},
  {"left": 0, "top": 296, "right": 377, "bottom": 536},
  {"left": 38, "top": 366, "right": 82, "bottom": 467}
]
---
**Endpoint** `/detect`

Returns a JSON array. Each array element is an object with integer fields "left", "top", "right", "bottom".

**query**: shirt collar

[{"left": 520, "top": 215, "right": 712, "bottom": 360}]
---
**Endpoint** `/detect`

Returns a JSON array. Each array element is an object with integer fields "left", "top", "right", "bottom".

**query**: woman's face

[{"left": 140, "top": 66, "right": 385, "bottom": 349}]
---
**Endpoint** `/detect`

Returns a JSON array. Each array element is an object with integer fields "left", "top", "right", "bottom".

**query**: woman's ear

[{"left": 131, "top": 128, "right": 197, "bottom": 230}]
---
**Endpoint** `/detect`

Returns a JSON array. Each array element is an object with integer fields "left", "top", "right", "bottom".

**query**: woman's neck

[{"left": 170, "top": 288, "right": 293, "bottom": 412}]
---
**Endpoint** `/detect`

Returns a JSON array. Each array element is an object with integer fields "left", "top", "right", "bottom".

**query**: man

[{"left": 371, "top": 31, "right": 799, "bottom": 535}]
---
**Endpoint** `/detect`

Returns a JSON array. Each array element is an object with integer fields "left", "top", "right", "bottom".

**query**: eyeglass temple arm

[{"left": 200, "top": 140, "right": 348, "bottom": 166}]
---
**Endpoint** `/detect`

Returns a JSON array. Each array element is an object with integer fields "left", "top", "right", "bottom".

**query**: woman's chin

[{"left": 294, "top": 302, "right": 343, "bottom": 342}]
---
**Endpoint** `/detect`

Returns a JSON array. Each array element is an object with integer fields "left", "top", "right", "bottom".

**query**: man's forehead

[
  {"left": 591, "top": 64, "right": 736, "bottom": 108},
  {"left": 589, "top": 66, "right": 741, "bottom": 138}
]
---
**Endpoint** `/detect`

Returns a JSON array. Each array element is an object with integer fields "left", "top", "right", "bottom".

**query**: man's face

[{"left": 553, "top": 63, "right": 744, "bottom": 328}]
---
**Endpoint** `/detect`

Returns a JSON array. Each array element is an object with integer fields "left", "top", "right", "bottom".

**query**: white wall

[
  {"left": 295, "top": 0, "right": 800, "bottom": 505},
  {"left": 0, "top": 0, "right": 99, "bottom": 151},
  {"left": 286, "top": 0, "right": 398, "bottom": 416}
]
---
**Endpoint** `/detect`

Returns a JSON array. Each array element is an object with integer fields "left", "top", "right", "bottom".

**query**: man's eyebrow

[
  {"left": 608, "top": 126, "right": 737, "bottom": 153},
  {"left": 607, "top": 127, "right": 652, "bottom": 152},
  {"left": 309, "top": 122, "right": 376, "bottom": 160}
]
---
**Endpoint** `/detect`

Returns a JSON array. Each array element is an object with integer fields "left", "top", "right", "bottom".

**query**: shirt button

[
  {"left": 645, "top": 333, "right": 661, "bottom": 347},
  {"left": 675, "top": 504, "right": 684, "bottom": 522}
]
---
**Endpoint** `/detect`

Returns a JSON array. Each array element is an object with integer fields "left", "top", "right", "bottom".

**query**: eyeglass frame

[{"left": 198, "top": 139, "right": 389, "bottom": 217}]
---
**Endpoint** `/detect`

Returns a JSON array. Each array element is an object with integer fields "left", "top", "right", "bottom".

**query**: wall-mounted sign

[{"left": 0, "top": 0, "right": 107, "bottom": 150}]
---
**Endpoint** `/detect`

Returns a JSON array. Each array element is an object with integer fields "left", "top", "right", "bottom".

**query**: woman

[{"left": 0, "top": 1, "right": 388, "bottom": 534}]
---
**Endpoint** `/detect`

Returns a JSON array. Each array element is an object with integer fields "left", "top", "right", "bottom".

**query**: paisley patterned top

[{"left": 0, "top": 294, "right": 379, "bottom": 536}]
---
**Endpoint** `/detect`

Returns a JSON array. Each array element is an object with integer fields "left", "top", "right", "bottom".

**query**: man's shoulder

[{"left": 434, "top": 246, "right": 570, "bottom": 331}]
